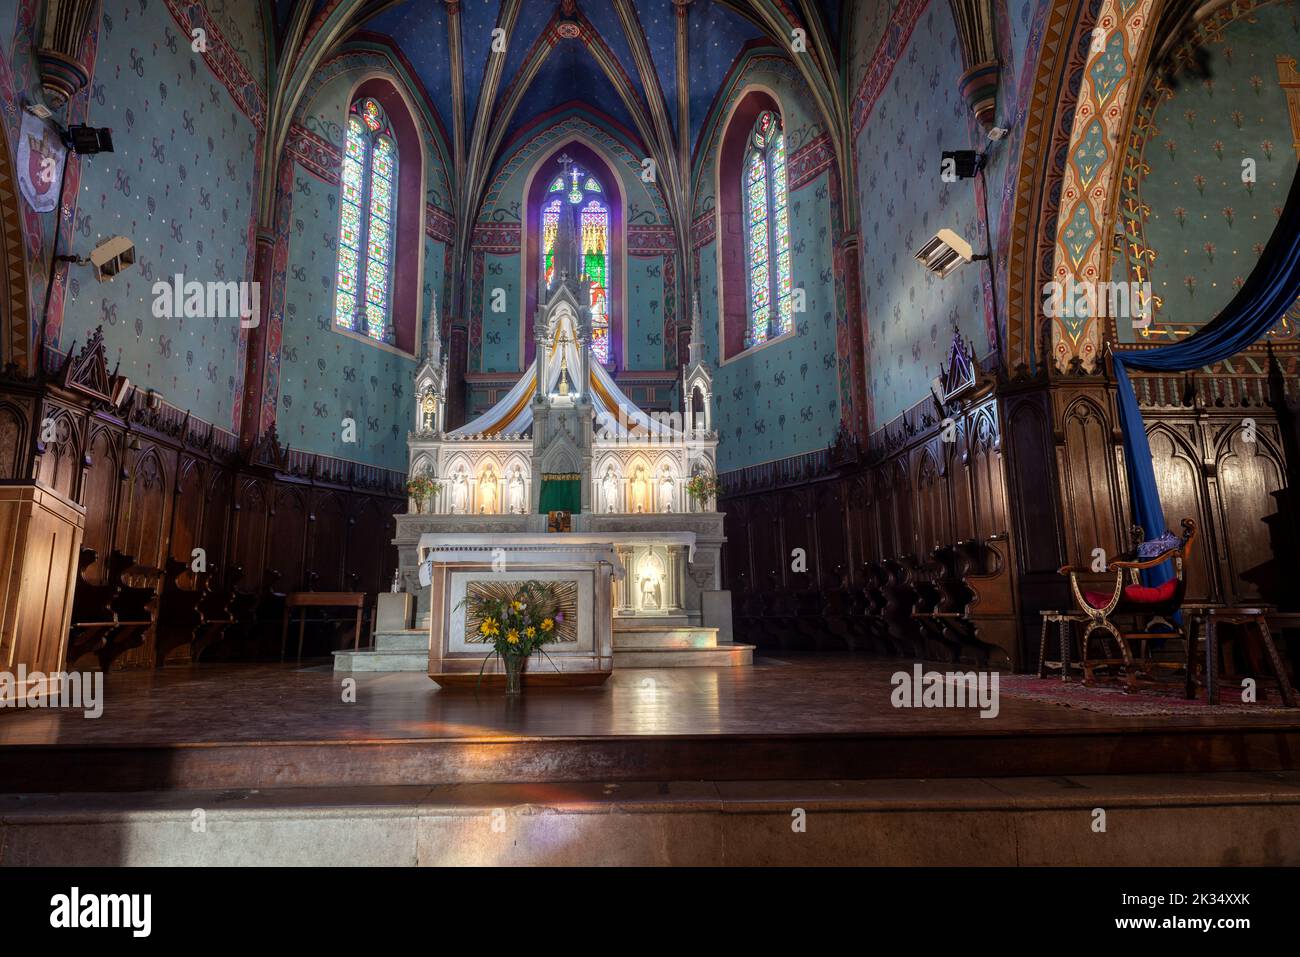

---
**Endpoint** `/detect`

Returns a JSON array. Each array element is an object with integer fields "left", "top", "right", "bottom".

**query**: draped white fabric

[{"left": 448, "top": 314, "right": 682, "bottom": 439}]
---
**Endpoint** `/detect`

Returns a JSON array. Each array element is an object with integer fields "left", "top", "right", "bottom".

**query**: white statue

[
  {"left": 640, "top": 574, "right": 660, "bottom": 609},
  {"left": 630, "top": 466, "right": 649, "bottom": 514},
  {"left": 452, "top": 471, "right": 468, "bottom": 513},
  {"left": 658, "top": 469, "right": 675, "bottom": 513},
  {"left": 601, "top": 465, "right": 618, "bottom": 513},
  {"left": 508, "top": 466, "right": 526, "bottom": 514},
  {"left": 479, "top": 469, "right": 498, "bottom": 514}
]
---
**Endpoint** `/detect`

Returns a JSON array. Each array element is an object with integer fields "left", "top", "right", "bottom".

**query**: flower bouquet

[
  {"left": 685, "top": 472, "right": 721, "bottom": 506},
  {"left": 460, "top": 581, "right": 565, "bottom": 694},
  {"left": 406, "top": 472, "right": 441, "bottom": 513}
]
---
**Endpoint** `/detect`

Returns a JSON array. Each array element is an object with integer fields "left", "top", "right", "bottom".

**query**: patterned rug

[{"left": 997, "top": 674, "right": 1296, "bottom": 716}]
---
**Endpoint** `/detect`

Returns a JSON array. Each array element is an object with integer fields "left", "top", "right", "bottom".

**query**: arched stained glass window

[
  {"left": 742, "top": 110, "right": 793, "bottom": 350},
  {"left": 335, "top": 97, "right": 398, "bottom": 343},
  {"left": 541, "top": 161, "right": 611, "bottom": 365}
]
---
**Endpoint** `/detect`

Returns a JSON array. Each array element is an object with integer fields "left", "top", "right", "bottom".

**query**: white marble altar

[{"left": 336, "top": 196, "right": 750, "bottom": 674}]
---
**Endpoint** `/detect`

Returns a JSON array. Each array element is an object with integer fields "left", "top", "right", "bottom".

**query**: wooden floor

[{"left": 2, "top": 654, "right": 1297, "bottom": 790}]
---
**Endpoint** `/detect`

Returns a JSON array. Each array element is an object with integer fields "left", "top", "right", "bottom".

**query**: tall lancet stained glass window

[
  {"left": 334, "top": 98, "right": 398, "bottom": 343},
  {"left": 742, "top": 110, "right": 793, "bottom": 350},
  {"left": 541, "top": 162, "right": 610, "bottom": 364}
]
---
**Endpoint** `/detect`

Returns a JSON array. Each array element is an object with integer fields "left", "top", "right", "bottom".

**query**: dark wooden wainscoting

[
  {"left": 720, "top": 369, "right": 1299, "bottom": 671},
  {"left": 0, "top": 337, "right": 405, "bottom": 670}
]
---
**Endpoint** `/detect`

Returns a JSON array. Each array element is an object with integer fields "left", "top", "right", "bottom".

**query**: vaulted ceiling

[{"left": 259, "top": 0, "right": 854, "bottom": 311}]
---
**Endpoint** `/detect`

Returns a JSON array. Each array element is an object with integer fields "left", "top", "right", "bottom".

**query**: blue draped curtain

[{"left": 1110, "top": 168, "right": 1300, "bottom": 586}]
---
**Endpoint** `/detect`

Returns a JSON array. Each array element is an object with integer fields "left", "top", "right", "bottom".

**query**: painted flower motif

[
  {"left": 1193, "top": 175, "right": 1206, "bottom": 195},
  {"left": 1184, "top": 108, "right": 1197, "bottom": 129},
  {"left": 1232, "top": 276, "right": 1245, "bottom": 291},
  {"left": 1203, "top": 242, "right": 1215, "bottom": 263},
  {"left": 1250, "top": 75, "right": 1263, "bottom": 95},
  {"left": 1184, "top": 275, "right": 1197, "bottom": 295},
  {"left": 1165, "top": 139, "right": 1177, "bottom": 160},
  {"left": 1212, "top": 140, "right": 1224, "bottom": 160},
  {"left": 1260, "top": 140, "right": 1274, "bottom": 160},
  {"left": 1173, "top": 207, "right": 1187, "bottom": 227},
  {"left": 1230, "top": 110, "right": 1244, "bottom": 129},
  {"left": 1222, "top": 207, "right": 1234, "bottom": 227}
]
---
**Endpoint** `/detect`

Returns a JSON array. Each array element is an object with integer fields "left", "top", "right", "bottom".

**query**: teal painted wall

[
  {"left": 850, "top": 1, "right": 990, "bottom": 428},
  {"left": 691, "top": 51, "right": 840, "bottom": 472},
  {"left": 55, "top": 0, "right": 264, "bottom": 428},
  {"left": 275, "top": 52, "right": 452, "bottom": 468},
  {"left": 480, "top": 251, "right": 521, "bottom": 372}
]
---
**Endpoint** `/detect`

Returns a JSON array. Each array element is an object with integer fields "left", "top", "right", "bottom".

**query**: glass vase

[{"left": 502, "top": 652, "right": 525, "bottom": 695}]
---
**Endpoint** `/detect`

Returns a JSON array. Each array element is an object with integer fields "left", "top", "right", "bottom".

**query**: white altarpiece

[{"left": 391, "top": 252, "right": 734, "bottom": 664}]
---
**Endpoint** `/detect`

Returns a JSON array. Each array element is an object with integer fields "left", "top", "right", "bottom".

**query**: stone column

[
  {"left": 667, "top": 545, "right": 683, "bottom": 612},
  {"left": 615, "top": 546, "right": 634, "bottom": 614}
]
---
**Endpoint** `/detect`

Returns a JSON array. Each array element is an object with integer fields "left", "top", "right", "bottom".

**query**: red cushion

[{"left": 1083, "top": 578, "right": 1179, "bottom": 610}]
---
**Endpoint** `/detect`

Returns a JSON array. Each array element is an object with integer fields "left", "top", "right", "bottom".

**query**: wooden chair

[{"left": 1058, "top": 519, "right": 1197, "bottom": 691}]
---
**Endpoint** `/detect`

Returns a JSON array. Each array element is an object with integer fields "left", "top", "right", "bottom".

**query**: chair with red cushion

[{"left": 1057, "top": 519, "right": 1197, "bottom": 691}]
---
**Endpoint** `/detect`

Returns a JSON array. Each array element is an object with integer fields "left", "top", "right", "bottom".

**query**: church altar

[{"left": 342, "top": 180, "right": 749, "bottom": 675}]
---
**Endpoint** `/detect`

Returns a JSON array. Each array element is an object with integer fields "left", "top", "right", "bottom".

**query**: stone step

[
  {"left": 613, "top": 643, "right": 754, "bottom": 668},
  {"left": 332, "top": 649, "right": 427, "bottom": 673},
  {"left": 615, "top": 614, "right": 690, "bottom": 629},
  {"left": 612, "top": 625, "right": 719, "bottom": 650},
  {"left": 10, "top": 773, "right": 1296, "bottom": 865},
  {"left": 375, "top": 629, "right": 428, "bottom": 652}
]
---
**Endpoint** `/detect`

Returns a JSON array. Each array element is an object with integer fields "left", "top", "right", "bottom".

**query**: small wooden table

[
  {"left": 1184, "top": 605, "right": 1298, "bottom": 708},
  {"left": 280, "top": 592, "right": 367, "bottom": 662},
  {"left": 1037, "top": 610, "right": 1086, "bottom": 681}
]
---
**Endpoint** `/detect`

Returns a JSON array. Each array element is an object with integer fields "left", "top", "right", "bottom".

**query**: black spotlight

[
  {"left": 65, "top": 125, "right": 114, "bottom": 155},
  {"left": 941, "top": 149, "right": 984, "bottom": 179}
]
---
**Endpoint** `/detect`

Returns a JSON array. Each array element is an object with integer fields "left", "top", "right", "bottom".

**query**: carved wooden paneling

[
  {"left": 119, "top": 446, "right": 169, "bottom": 571},
  {"left": 1213, "top": 426, "right": 1288, "bottom": 605},
  {"left": 232, "top": 479, "right": 269, "bottom": 589},
  {"left": 0, "top": 402, "right": 26, "bottom": 478},
  {"left": 80, "top": 427, "right": 120, "bottom": 582},
  {"left": 916, "top": 448, "right": 947, "bottom": 552},
  {"left": 34, "top": 404, "right": 81, "bottom": 499},
  {"left": 310, "top": 493, "right": 348, "bottom": 591},
  {"left": 1057, "top": 397, "right": 1123, "bottom": 566},
  {"left": 269, "top": 486, "right": 309, "bottom": 591},
  {"left": 170, "top": 458, "right": 206, "bottom": 572},
  {"left": 1146, "top": 426, "right": 1215, "bottom": 603}
]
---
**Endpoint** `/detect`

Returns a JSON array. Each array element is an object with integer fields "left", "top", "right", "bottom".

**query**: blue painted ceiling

[{"left": 351, "top": 0, "right": 777, "bottom": 160}]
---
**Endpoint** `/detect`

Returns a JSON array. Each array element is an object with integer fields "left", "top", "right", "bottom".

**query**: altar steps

[
  {"left": 333, "top": 629, "right": 428, "bottom": 672},
  {"left": 612, "top": 622, "right": 754, "bottom": 668},
  {"left": 6, "top": 773, "right": 1300, "bottom": 865},
  {"left": 334, "top": 623, "right": 755, "bottom": 671}
]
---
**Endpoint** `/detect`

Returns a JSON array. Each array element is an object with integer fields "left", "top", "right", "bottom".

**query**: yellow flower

[
  {"left": 506, "top": 629, "right": 519, "bottom": 645},
  {"left": 479, "top": 618, "right": 495, "bottom": 636},
  {"left": 525, "top": 626, "right": 536, "bottom": 638},
  {"left": 541, "top": 618, "right": 554, "bottom": 632},
  {"left": 511, "top": 600, "right": 523, "bottom": 611}
]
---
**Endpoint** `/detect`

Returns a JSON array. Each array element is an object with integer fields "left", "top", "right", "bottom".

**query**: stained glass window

[
  {"left": 540, "top": 160, "right": 612, "bottom": 365},
  {"left": 334, "top": 98, "right": 398, "bottom": 344},
  {"left": 741, "top": 111, "right": 794, "bottom": 350}
]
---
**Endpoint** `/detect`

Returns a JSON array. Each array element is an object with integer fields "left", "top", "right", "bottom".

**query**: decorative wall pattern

[
  {"left": 54, "top": 0, "right": 263, "bottom": 428},
  {"left": 1049, "top": 0, "right": 1156, "bottom": 372},
  {"left": 852, "top": 1, "right": 990, "bottom": 427},
  {"left": 1118, "top": 0, "right": 1300, "bottom": 344}
]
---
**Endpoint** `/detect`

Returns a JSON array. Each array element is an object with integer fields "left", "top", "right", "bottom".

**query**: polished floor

[{"left": 2, "top": 653, "right": 1296, "bottom": 747}]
